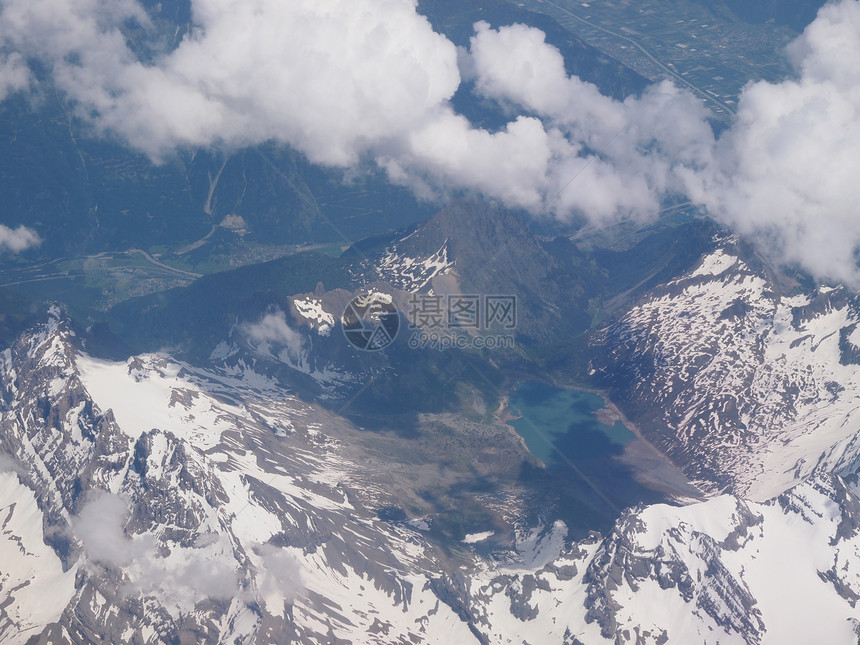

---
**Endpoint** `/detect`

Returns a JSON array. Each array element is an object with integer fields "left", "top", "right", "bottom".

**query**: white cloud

[
  {"left": 73, "top": 489, "right": 141, "bottom": 567},
  {"left": 0, "top": 0, "right": 461, "bottom": 165},
  {"left": 468, "top": 22, "right": 715, "bottom": 223},
  {"left": 0, "top": 52, "right": 29, "bottom": 100},
  {"left": 686, "top": 0, "right": 860, "bottom": 286},
  {"left": 469, "top": 21, "right": 625, "bottom": 144},
  {"left": 466, "top": 7, "right": 860, "bottom": 283},
  {"left": 2, "top": 0, "right": 860, "bottom": 284},
  {"left": 381, "top": 109, "right": 557, "bottom": 211},
  {"left": 74, "top": 490, "right": 240, "bottom": 609},
  {"left": 0, "top": 0, "right": 678, "bottom": 225},
  {"left": 0, "top": 0, "right": 663, "bottom": 224},
  {"left": 73, "top": 491, "right": 304, "bottom": 617},
  {"left": 243, "top": 309, "right": 306, "bottom": 362},
  {"left": 0, "top": 224, "right": 40, "bottom": 253},
  {"left": 255, "top": 543, "right": 303, "bottom": 618},
  {"left": 0, "top": 453, "right": 21, "bottom": 474}
]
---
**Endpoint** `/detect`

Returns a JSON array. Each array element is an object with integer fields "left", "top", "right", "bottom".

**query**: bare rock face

[
  {"left": 583, "top": 501, "right": 763, "bottom": 643},
  {"left": 4, "top": 310, "right": 860, "bottom": 644},
  {"left": 592, "top": 237, "right": 860, "bottom": 500}
]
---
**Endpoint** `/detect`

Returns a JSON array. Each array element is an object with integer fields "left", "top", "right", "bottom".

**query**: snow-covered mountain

[
  {"left": 0, "top": 309, "right": 488, "bottom": 643},
  {"left": 593, "top": 235, "right": 860, "bottom": 500},
  {"left": 3, "top": 309, "right": 860, "bottom": 644},
  {"left": 471, "top": 472, "right": 860, "bottom": 645}
]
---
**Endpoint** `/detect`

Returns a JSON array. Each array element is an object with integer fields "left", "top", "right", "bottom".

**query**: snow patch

[
  {"left": 0, "top": 472, "right": 77, "bottom": 639},
  {"left": 77, "top": 354, "right": 240, "bottom": 448},
  {"left": 462, "top": 531, "right": 495, "bottom": 544},
  {"left": 375, "top": 240, "right": 454, "bottom": 292},
  {"left": 293, "top": 297, "right": 335, "bottom": 336},
  {"left": 689, "top": 249, "right": 737, "bottom": 278}
]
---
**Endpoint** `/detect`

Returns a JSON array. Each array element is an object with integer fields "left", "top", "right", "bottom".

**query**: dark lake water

[
  {"left": 508, "top": 381, "right": 663, "bottom": 534},
  {"left": 509, "top": 382, "right": 634, "bottom": 463}
]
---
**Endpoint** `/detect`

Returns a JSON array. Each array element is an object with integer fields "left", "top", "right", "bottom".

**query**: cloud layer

[
  {"left": 0, "top": 0, "right": 460, "bottom": 165},
  {"left": 74, "top": 490, "right": 239, "bottom": 609},
  {"left": 1, "top": 0, "right": 860, "bottom": 284},
  {"left": 0, "top": 224, "right": 40, "bottom": 253},
  {"left": 687, "top": 0, "right": 860, "bottom": 285},
  {"left": 74, "top": 490, "right": 302, "bottom": 613},
  {"left": 242, "top": 309, "right": 306, "bottom": 363}
]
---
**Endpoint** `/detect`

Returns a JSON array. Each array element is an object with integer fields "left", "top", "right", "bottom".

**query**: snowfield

[
  {"left": 596, "top": 237, "right": 860, "bottom": 500},
  {"left": 2, "top": 311, "right": 860, "bottom": 643}
]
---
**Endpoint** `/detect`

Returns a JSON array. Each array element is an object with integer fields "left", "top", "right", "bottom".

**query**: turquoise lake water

[
  {"left": 509, "top": 381, "right": 635, "bottom": 467},
  {"left": 507, "top": 381, "right": 674, "bottom": 535}
]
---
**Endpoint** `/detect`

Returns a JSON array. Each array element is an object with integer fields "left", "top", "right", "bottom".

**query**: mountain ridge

[{"left": 2, "top": 306, "right": 860, "bottom": 643}]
